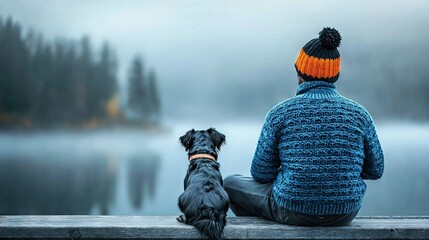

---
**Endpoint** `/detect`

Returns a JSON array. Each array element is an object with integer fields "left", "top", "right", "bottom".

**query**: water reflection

[
  {"left": 0, "top": 154, "right": 116, "bottom": 214},
  {"left": 127, "top": 153, "right": 160, "bottom": 209},
  {"left": 0, "top": 151, "right": 160, "bottom": 215}
]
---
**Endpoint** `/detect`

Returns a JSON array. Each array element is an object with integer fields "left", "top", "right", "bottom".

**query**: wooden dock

[{"left": 1, "top": 216, "right": 428, "bottom": 239}]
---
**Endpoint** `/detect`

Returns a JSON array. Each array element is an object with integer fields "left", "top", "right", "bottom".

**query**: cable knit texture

[{"left": 251, "top": 81, "right": 384, "bottom": 215}]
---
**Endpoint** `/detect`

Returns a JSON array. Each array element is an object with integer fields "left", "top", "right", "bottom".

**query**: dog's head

[{"left": 179, "top": 128, "right": 226, "bottom": 159}]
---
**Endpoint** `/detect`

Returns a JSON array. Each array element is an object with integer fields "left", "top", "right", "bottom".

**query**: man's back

[{"left": 251, "top": 81, "right": 384, "bottom": 215}]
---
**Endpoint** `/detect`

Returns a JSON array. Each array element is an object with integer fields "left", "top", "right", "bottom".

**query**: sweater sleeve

[
  {"left": 361, "top": 114, "right": 384, "bottom": 180},
  {"left": 251, "top": 109, "right": 282, "bottom": 183}
]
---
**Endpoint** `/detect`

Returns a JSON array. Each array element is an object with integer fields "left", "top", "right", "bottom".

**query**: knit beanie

[{"left": 295, "top": 27, "right": 342, "bottom": 83}]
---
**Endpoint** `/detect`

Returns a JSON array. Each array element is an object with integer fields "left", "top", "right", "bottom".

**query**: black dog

[{"left": 177, "top": 128, "right": 229, "bottom": 240}]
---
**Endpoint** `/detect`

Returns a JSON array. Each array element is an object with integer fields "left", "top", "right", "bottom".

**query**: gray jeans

[{"left": 223, "top": 174, "right": 358, "bottom": 226}]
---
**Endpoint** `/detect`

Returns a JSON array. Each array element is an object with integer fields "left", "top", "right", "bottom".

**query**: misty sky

[{"left": 1, "top": 0, "right": 429, "bottom": 120}]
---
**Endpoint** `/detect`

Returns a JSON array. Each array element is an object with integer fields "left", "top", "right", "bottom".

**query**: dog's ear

[
  {"left": 179, "top": 129, "right": 195, "bottom": 151},
  {"left": 207, "top": 128, "right": 226, "bottom": 151}
]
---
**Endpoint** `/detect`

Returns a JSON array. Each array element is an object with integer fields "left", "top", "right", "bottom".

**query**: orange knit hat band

[
  {"left": 295, "top": 48, "right": 341, "bottom": 81},
  {"left": 294, "top": 28, "right": 342, "bottom": 83}
]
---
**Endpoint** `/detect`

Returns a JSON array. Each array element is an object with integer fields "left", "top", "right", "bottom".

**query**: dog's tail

[{"left": 193, "top": 207, "right": 227, "bottom": 240}]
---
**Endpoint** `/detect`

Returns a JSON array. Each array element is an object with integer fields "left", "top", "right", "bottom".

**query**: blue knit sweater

[{"left": 251, "top": 81, "right": 384, "bottom": 215}]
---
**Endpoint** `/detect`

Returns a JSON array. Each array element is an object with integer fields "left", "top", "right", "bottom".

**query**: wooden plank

[{"left": 0, "top": 216, "right": 428, "bottom": 239}]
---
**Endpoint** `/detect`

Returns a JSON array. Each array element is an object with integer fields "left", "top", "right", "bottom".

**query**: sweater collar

[{"left": 296, "top": 81, "right": 337, "bottom": 96}]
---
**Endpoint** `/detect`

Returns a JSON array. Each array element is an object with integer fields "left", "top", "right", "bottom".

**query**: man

[{"left": 224, "top": 27, "right": 384, "bottom": 226}]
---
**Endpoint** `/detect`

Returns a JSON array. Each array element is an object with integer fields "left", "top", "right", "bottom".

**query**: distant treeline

[{"left": 0, "top": 17, "right": 161, "bottom": 128}]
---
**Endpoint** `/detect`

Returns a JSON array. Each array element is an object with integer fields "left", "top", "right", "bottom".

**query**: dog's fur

[{"left": 178, "top": 128, "right": 229, "bottom": 240}]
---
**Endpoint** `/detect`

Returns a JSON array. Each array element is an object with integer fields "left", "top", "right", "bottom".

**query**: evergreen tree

[
  {"left": 0, "top": 18, "right": 31, "bottom": 116},
  {"left": 77, "top": 37, "right": 94, "bottom": 120},
  {"left": 127, "top": 56, "right": 146, "bottom": 120},
  {"left": 31, "top": 42, "right": 54, "bottom": 123},
  {"left": 147, "top": 70, "right": 161, "bottom": 123},
  {"left": 127, "top": 56, "right": 161, "bottom": 124},
  {"left": 96, "top": 42, "right": 118, "bottom": 118}
]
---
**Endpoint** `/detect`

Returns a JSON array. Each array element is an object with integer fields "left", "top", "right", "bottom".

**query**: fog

[
  {"left": 1, "top": 1, "right": 429, "bottom": 216},
  {"left": 2, "top": 0, "right": 429, "bottom": 119}
]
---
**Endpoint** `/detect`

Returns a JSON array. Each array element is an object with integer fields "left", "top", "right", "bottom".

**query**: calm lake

[{"left": 1, "top": 121, "right": 428, "bottom": 216}]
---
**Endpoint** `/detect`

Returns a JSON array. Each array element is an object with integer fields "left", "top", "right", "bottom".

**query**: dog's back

[
  {"left": 178, "top": 128, "right": 229, "bottom": 240},
  {"left": 178, "top": 159, "right": 229, "bottom": 240}
]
